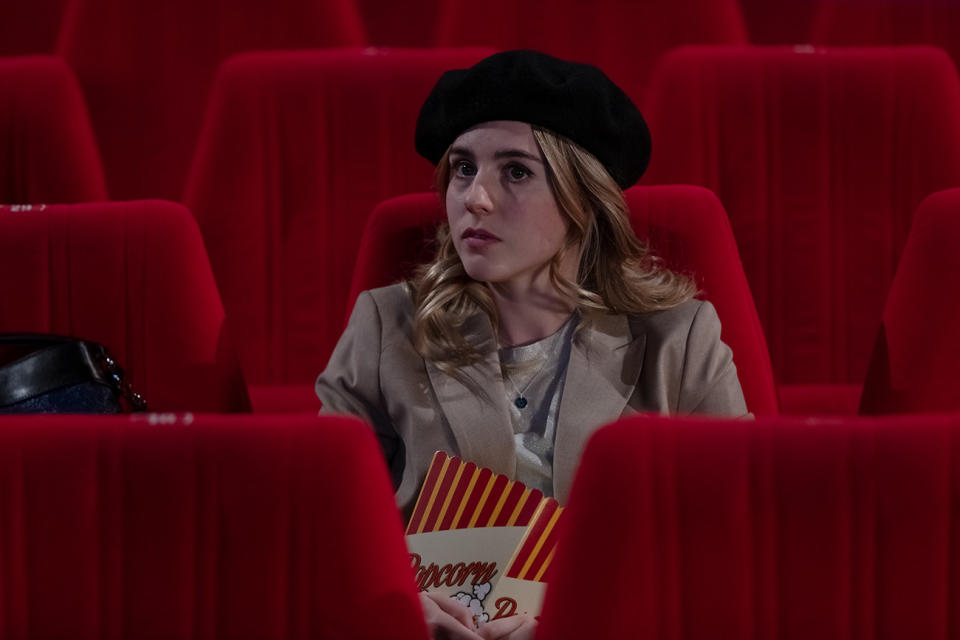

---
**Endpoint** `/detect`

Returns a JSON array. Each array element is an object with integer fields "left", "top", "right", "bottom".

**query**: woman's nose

[{"left": 464, "top": 174, "right": 494, "bottom": 216}]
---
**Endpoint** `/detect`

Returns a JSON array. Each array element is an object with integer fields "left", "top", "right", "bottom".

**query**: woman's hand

[
  {"left": 419, "top": 592, "right": 484, "bottom": 640},
  {"left": 479, "top": 614, "right": 537, "bottom": 640}
]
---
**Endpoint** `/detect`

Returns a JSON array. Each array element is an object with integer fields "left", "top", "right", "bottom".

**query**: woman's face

[{"left": 445, "top": 121, "right": 573, "bottom": 291}]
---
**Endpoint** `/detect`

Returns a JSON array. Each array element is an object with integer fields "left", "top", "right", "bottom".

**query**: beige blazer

[{"left": 316, "top": 283, "right": 748, "bottom": 516}]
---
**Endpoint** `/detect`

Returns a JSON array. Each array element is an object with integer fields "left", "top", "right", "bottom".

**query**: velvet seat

[
  {"left": 0, "top": 200, "right": 249, "bottom": 412},
  {"left": 0, "top": 56, "right": 106, "bottom": 203},
  {"left": 541, "top": 412, "right": 960, "bottom": 639},
  {"left": 642, "top": 46, "right": 960, "bottom": 413},
  {"left": 0, "top": 413, "right": 426, "bottom": 639}
]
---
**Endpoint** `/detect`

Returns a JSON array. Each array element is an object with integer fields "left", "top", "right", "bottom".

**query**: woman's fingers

[
  {"left": 479, "top": 615, "right": 537, "bottom": 640},
  {"left": 419, "top": 592, "right": 484, "bottom": 640},
  {"left": 425, "top": 591, "right": 479, "bottom": 630}
]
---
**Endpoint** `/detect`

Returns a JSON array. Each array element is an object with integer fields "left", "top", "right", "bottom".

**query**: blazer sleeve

[
  {"left": 315, "top": 291, "right": 404, "bottom": 482},
  {"left": 678, "top": 300, "right": 752, "bottom": 417}
]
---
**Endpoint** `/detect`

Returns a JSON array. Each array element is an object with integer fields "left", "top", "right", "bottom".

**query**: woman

[{"left": 316, "top": 50, "right": 748, "bottom": 640}]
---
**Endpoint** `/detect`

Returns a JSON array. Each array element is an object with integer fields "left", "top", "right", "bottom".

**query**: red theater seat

[
  {"left": 0, "top": 200, "right": 249, "bottom": 412},
  {"left": 0, "top": 56, "right": 106, "bottom": 203},
  {"left": 434, "top": 0, "right": 747, "bottom": 104},
  {"left": 0, "top": 0, "right": 67, "bottom": 55},
  {"left": 0, "top": 413, "right": 427, "bottom": 639},
  {"left": 812, "top": 0, "right": 960, "bottom": 70},
  {"left": 348, "top": 187, "right": 778, "bottom": 416},
  {"left": 541, "top": 412, "right": 960, "bottom": 639},
  {"left": 860, "top": 189, "right": 960, "bottom": 414},
  {"left": 56, "top": 0, "right": 367, "bottom": 200},
  {"left": 642, "top": 46, "right": 960, "bottom": 413},
  {"left": 183, "top": 48, "right": 493, "bottom": 411}
]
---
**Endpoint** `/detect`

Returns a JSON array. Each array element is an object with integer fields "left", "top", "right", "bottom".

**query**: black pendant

[{"left": 514, "top": 396, "right": 528, "bottom": 409}]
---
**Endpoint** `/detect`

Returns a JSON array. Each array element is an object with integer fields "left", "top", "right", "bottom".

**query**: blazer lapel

[
  {"left": 553, "top": 313, "right": 645, "bottom": 503},
  {"left": 425, "top": 313, "right": 516, "bottom": 479}
]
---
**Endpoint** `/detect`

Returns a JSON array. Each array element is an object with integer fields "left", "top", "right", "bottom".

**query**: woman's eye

[
  {"left": 506, "top": 164, "right": 531, "bottom": 181},
  {"left": 453, "top": 160, "right": 477, "bottom": 177}
]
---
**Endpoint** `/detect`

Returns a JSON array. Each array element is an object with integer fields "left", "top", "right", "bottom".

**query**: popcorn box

[{"left": 405, "top": 452, "right": 561, "bottom": 623}]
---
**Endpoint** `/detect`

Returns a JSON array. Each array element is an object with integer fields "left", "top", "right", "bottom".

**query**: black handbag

[{"left": 0, "top": 334, "right": 147, "bottom": 414}]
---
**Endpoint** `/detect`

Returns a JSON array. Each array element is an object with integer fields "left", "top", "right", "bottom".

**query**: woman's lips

[{"left": 461, "top": 227, "right": 501, "bottom": 248}]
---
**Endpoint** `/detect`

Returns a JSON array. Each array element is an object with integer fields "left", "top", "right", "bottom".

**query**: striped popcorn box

[
  {"left": 486, "top": 498, "right": 563, "bottom": 621},
  {"left": 406, "top": 451, "right": 553, "bottom": 624},
  {"left": 406, "top": 451, "right": 545, "bottom": 534}
]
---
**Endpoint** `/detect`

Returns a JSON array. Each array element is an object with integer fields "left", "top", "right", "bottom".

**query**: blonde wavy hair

[{"left": 410, "top": 125, "right": 697, "bottom": 375}]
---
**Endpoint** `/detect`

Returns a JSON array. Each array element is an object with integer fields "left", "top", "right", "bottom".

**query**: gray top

[{"left": 498, "top": 314, "right": 577, "bottom": 497}]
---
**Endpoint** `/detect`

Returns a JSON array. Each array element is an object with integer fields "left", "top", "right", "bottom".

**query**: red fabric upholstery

[
  {"left": 643, "top": 46, "right": 960, "bottom": 394},
  {"left": 0, "top": 56, "right": 107, "bottom": 203},
  {"left": 0, "top": 413, "right": 427, "bottom": 639},
  {"left": 739, "top": 0, "right": 820, "bottom": 44},
  {"left": 540, "top": 413, "right": 960, "bottom": 639},
  {"left": 56, "top": 0, "right": 366, "bottom": 201},
  {"left": 778, "top": 383, "right": 863, "bottom": 416},
  {"left": 0, "top": 200, "right": 250, "bottom": 412},
  {"left": 434, "top": 0, "right": 747, "bottom": 104},
  {"left": 812, "top": 0, "right": 960, "bottom": 70},
  {"left": 356, "top": 0, "right": 441, "bottom": 46},
  {"left": 184, "top": 48, "right": 494, "bottom": 391},
  {"left": 348, "top": 187, "right": 778, "bottom": 416},
  {"left": 860, "top": 189, "right": 960, "bottom": 414},
  {"left": 0, "top": 0, "right": 67, "bottom": 55}
]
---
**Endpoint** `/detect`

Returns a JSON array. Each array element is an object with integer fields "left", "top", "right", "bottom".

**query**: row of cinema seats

[
  {"left": 0, "top": 181, "right": 957, "bottom": 417},
  {"left": 5, "top": 0, "right": 960, "bottom": 202},
  {"left": 2, "top": 410, "right": 960, "bottom": 638},
  {"left": 7, "top": 0, "right": 960, "bottom": 68},
  {"left": 4, "top": 45, "right": 958, "bottom": 414}
]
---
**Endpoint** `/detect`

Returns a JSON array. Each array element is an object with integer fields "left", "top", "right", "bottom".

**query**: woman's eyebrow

[{"left": 493, "top": 149, "right": 543, "bottom": 164}]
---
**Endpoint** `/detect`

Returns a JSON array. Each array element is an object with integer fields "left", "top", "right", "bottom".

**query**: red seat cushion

[
  {"left": 184, "top": 48, "right": 494, "bottom": 387},
  {"left": 56, "top": 0, "right": 366, "bottom": 200},
  {"left": 435, "top": 0, "right": 747, "bottom": 104},
  {"left": 643, "top": 46, "right": 960, "bottom": 392},
  {"left": 541, "top": 412, "right": 960, "bottom": 639},
  {"left": 0, "top": 200, "right": 249, "bottom": 412},
  {"left": 860, "top": 188, "right": 960, "bottom": 414},
  {"left": 0, "top": 413, "right": 427, "bottom": 639},
  {"left": 0, "top": 56, "right": 106, "bottom": 203},
  {"left": 348, "top": 186, "right": 778, "bottom": 416}
]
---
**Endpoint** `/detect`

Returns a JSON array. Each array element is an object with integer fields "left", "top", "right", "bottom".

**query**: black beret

[{"left": 415, "top": 50, "right": 651, "bottom": 188}]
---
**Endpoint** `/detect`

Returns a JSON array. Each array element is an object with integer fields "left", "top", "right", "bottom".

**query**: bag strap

[{"left": 0, "top": 337, "right": 147, "bottom": 411}]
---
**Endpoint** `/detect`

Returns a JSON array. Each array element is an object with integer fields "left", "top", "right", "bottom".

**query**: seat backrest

[
  {"left": 860, "top": 188, "right": 960, "bottom": 414},
  {"left": 0, "top": 200, "right": 250, "bottom": 412},
  {"left": 540, "top": 412, "right": 960, "bottom": 639},
  {"left": 434, "top": 0, "right": 747, "bottom": 103},
  {"left": 642, "top": 46, "right": 960, "bottom": 386},
  {"left": 0, "top": 56, "right": 106, "bottom": 203},
  {"left": 812, "top": 0, "right": 960, "bottom": 71},
  {"left": 0, "top": 413, "right": 427, "bottom": 639},
  {"left": 56, "top": 0, "right": 366, "bottom": 200},
  {"left": 0, "top": 0, "right": 67, "bottom": 55},
  {"left": 184, "top": 48, "right": 494, "bottom": 387},
  {"left": 348, "top": 186, "right": 778, "bottom": 416}
]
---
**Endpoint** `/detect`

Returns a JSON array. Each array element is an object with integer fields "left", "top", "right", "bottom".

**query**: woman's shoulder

[
  {"left": 362, "top": 282, "right": 415, "bottom": 311},
  {"left": 352, "top": 282, "right": 417, "bottom": 335},
  {"left": 626, "top": 298, "right": 719, "bottom": 342}
]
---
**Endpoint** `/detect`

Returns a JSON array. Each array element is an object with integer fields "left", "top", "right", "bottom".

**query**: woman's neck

[{"left": 489, "top": 282, "right": 574, "bottom": 348}]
